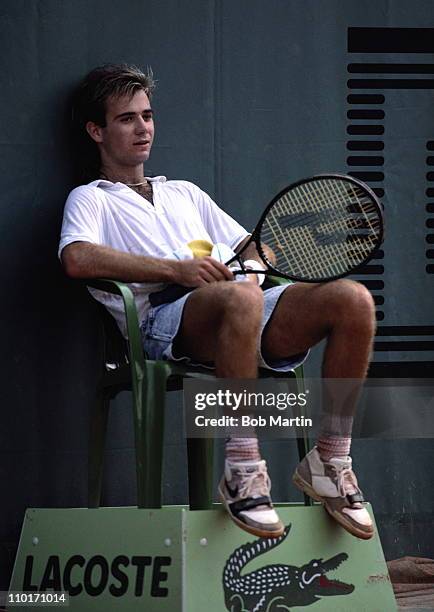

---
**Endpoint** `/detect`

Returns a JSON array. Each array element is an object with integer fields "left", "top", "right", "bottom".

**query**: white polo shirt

[{"left": 59, "top": 177, "right": 249, "bottom": 336}]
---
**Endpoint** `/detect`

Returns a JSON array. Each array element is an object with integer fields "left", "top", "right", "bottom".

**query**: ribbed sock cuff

[
  {"left": 316, "top": 435, "right": 351, "bottom": 461},
  {"left": 225, "top": 437, "right": 261, "bottom": 462}
]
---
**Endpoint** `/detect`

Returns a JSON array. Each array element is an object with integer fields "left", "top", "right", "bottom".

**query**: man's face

[{"left": 87, "top": 89, "right": 154, "bottom": 169}]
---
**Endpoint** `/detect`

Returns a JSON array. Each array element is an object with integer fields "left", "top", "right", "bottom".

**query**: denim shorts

[{"left": 140, "top": 284, "right": 309, "bottom": 372}]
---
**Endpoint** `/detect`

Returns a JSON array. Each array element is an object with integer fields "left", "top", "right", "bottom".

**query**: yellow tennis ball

[{"left": 187, "top": 240, "right": 214, "bottom": 259}]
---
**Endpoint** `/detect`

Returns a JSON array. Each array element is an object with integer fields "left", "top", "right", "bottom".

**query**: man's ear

[{"left": 86, "top": 121, "right": 104, "bottom": 143}]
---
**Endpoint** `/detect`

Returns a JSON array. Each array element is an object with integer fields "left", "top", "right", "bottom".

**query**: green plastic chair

[{"left": 86, "top": 278, "right": 310, "bottom": 511}]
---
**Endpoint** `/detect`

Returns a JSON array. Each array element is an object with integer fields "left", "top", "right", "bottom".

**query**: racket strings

[
  {"left": 291, "top": 188, "right": 337, "bottom": 275},
  {"left": 302, "top": 179, "right": 380, "bottom": 272},
  {"left": 263, "top": 196, "right": 324, "bottom": 276},
  {"left": 271, "top": 184, "right": 349, "bottom": 276},
  {"left": 262, "top": 213, "right": 327, "bottom": 277},
  {"left": 329, "top": 182, "right": 381, "bottom": 259},
  {"left": 317, "top": 180, "right": 378, "bottom": 261},
  {"left": 276, "top": 188, "right": 338, "bottom": 276},
  {"left": 309, "top": 180, "right": 374, "bottom": 240},
  {"left": 266, "top": 206, "right": 295, "bottom": 270},
  {"left": 299, "top": 183, "right": 350, "bottom": 275},
  {"left": 330, "top": 181, "right": 380, "bottom": 241},
  {"left": 259, "top": 177, "right": 382, "bottom": 280},
  {"left": 270, "top": 194, "right": 326, "bottom": 276},
  {"left": 300, "top": 179, "right": 379, "bottom": 247},
  {"left": 316, "top": 188, "right": 364, "bottom": 271}
]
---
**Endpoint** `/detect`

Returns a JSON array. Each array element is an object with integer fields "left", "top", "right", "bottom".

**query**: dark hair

[{"left": 71, "top": 63, "right": 155, "bottom": 184}]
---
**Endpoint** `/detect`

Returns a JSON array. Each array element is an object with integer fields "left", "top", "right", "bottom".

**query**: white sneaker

[
  {"left": 218, "top": 459, "right": 284, "bottom": 538},
  {"left": 293, "top": 447, "right": 374, "bottom": 540}
]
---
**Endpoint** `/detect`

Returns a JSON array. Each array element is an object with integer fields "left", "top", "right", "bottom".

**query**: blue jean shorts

[{"left": 140, "top": 284, "right": 309, "bottom": 372}]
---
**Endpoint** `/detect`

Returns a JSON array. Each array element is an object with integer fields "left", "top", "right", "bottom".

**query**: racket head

[{"left": 254, "top": 173, "right": 384, "bottom": 283}]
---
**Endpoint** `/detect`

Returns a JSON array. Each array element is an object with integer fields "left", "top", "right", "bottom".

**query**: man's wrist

[
  {"left": 143, "top": 257, "right": 179, "bottom": 284},
  {"left": 164, "top": 259, "right": 181, "bottom": 283}
]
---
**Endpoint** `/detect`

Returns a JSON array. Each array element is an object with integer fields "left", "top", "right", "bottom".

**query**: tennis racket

[{"left": 149, "top": 174, "right": 384, "bottom": 306}]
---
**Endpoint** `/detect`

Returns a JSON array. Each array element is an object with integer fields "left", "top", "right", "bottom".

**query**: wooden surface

[{"left": 389, "top": 557, "right": 434, "bottom": 610}]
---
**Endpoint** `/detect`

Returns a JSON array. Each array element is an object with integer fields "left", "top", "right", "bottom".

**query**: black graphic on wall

[
  {"left": 426, "top": 140, "right": 434, "bottom": 275},
  {"left": 347, "top": 27, "right": 434, "bottom": 375},
  {"left": 222, "top": 525, "right": 353, "bottom": 611}
]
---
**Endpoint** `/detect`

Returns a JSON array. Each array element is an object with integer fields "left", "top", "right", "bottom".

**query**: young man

[{"left": 59, "top": 64, "right": 376, "bottom": 540}]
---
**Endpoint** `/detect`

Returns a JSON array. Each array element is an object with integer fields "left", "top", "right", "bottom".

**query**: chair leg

[
  {"left": 88, "top": 391, "right": 109, "bottom": 508},
  {"left": 294, "top": 365, "right": 310, "bottom": 459},
  {"left": 133, "top": 361, "right": 168, "bottom": 509},
  {"left": 294, "top": 365, "right": 313, "bottom": 507},
  {"left": 187, "top": 438, "right": 214, "bottom": 510}
]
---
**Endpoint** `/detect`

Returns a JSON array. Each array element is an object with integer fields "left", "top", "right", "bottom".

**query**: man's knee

[
  {"left": 222, "top": 281, "right": 264, "bottom": 310},
  {"left": 328, "top": 279, "right": 376, "bottom": 325},
  {"left": 220, "top": 282, "right": 264, "bottom": 325}
]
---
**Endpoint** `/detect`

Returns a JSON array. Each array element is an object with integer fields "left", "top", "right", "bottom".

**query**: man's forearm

[{"left": 61, "top": 242, "right": 177, "bottom": 283}]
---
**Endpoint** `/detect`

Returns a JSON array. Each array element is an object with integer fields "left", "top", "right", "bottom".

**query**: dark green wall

[{"left": 1, "top": 0, "right": 433, "bottom": 589}]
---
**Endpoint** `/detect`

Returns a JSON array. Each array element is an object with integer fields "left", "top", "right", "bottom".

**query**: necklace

[
  {"left": 125, "top": 180, "right": 148, "bottom": 187},
  {"left": 129, "top": 180, "right": 154, "bottom": 204}
]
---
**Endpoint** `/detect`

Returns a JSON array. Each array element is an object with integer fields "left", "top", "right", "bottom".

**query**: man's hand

[{"left": 173, "top": 256, "right": 234, "bottom": 287}]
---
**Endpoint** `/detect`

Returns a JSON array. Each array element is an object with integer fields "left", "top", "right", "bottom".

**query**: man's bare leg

[
  {"left": 174, "top": 281, "right": 264, "bottom": 378},
  {"left": 260, "top": 278, "right": 376, "bottom": 539},
  {"left": 261, "top": 279, "right": 376, "bottom": 378},
  {"left": 174, "top": 281, "right": 284, "bottom": 537},
  {"left": 261, "top": 278, "right": 375, "bottom": 457}
]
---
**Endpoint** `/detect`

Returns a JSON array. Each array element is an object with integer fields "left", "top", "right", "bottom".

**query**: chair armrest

[
  {"left": 85, "top": 279, "right": 146, "bottom": 378},
  {"left": 86, "top": 278, "right": 130, "bottom": 295},
  {"left": 267, "top": 275, "right": 293, "bottom": 287}
]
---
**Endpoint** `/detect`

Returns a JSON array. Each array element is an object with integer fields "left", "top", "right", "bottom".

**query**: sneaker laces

[
  {"left": 330, "top": 463, "right": 363, "bottom": 508},
  {"left": 234, "top": 464, "right": 271, "bottom": 500}
]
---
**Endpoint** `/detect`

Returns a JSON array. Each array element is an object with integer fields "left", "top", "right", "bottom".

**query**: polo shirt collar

[{"left": 89, "top": 176, "right": 167, "bottom": 189}]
